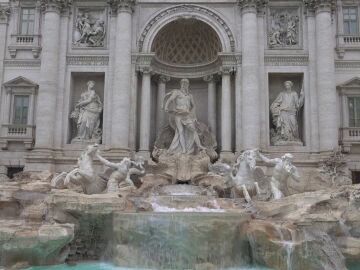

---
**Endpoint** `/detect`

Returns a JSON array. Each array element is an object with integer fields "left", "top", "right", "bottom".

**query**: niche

[
  {"left": 268, "top": 73, "right": 304, "bottom": 146},
  {"left": 69, "top": 73, "right": 105, "bottom": 144}
]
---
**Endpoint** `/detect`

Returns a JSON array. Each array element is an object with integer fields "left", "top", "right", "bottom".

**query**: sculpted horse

[
  {"left": 230, "top": 149, "right": 263, "bottom": 202},
  {"left": 51, "top": 144, "right": 107, "bottom": 194}
]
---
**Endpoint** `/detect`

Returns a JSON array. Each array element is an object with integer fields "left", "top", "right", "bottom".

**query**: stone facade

[{"left": 0, "top": 0, "right": 360, "bottom": 176}]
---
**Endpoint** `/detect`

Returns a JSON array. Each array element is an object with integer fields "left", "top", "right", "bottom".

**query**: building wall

[{"left": 0, "top": 0, "right": 358, "bottom": 174}]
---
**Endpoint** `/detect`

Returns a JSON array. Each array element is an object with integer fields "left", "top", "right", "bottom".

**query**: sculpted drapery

[
  {"left": 163, "top": 79, "right": 205, "bottom": 155},
  {"left": 270, "top": 80, "right": 304, "bottom": 145},
  {"left": 71, "top": 80, "right": 103, "bottom": 143}
]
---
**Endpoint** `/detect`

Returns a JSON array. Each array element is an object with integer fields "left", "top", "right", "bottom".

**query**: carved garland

[
  {"left": 138, "top": 5, "right": 235, "bottom": 52},
  {"left": 0, "top": 5, "right": 10, "bottom": 23}
]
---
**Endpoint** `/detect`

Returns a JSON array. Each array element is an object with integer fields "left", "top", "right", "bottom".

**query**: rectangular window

[
  {"left": 13, "top": 95, "right": 29, "bottom": 125},
  {"left": 20, "top": 8, "right": 35, "bottom": 35},
  {"left": 344, "top": 7, "right": 358, "bottom": 34}
]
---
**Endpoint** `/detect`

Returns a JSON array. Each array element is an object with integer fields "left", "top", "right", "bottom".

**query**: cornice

[{"left": 66, "top": 55, "right": 109, "bottom": 66}]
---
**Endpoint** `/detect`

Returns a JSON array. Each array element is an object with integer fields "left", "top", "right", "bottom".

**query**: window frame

[
  {"left": 343, "top": 6, "right": 359, "bottom": 35},
  {"left": 19, "top": 7, "right": 35, "bottom": 35},
  {"left": 12, "top": 95, "right": 30, "bottom": 125}
]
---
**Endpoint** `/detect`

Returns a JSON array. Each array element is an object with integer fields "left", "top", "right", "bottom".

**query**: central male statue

[
  {"left": 152, "top": 78, "right": 218, "bottom": 182},
  {"left": 163, "top": 78, "right": 205, "bottom": 155}
]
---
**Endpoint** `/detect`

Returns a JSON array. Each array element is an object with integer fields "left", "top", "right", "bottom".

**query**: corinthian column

[
  {"left": 221, "top": 69, "right": 232, "bottom": 153},
  {"left": 204, "top": 75, "right": 217, "bottom": 138},
  {"left": 35, "top": 0, "right": 70, "bottom": 150},
  {"left": 309, "top": 0, "right": 338, "bottom": 151},
  {"left": 239, "top": 0, "right": 261, "bottom": 149},
  {"left": 109, "top": 0, "right": 135, "bottom": 150},
  {"left": 156, "top": 75, "right": 170, "bottom": 132},
  {"left": 0, "top": 5, "right": 10, "bottom": 125},
  {"left": 139, "top": 67, "right": 152, "bottom": 155}
]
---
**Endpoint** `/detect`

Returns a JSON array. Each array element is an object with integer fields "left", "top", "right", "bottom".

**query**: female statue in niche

[
  {"left": 71, "top": 80, "right": 103, "bottom": 143},
  {"left": 270, "top": 80, "right": 304, "bottom": 145}
]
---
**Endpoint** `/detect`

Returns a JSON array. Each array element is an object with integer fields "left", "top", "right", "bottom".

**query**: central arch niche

[{"left": 151, "top": 19, "right": 222, "bottom": 66}]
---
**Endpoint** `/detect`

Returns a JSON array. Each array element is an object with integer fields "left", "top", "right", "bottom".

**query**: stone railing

[
  {"left": 342, "top": 35, "right": 360, "bottom": 45},
  {"left": 10, "top": 34, "right": 41, "bottom": 46},
  {"left": 1, "top": 124, "right": 35, "bottom": 137},
  {"left": 8, "top": 34, "right": 41, "bottom": 58},
  {"left": 0, "top": 124, "right": 35, "bottom": 149},
  {"left": 336, "top": 35, "right": 360, "bottom": 58},
  {"left": 340, "top": 127, "right": 360, "bottom": 152}
]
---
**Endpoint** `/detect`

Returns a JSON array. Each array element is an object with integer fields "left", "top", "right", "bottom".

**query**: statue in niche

[
  {"left": 152, "top": 78, "right": 218, "bottom": 182},
  {"left": 164, "top": 78, "right": 206, "bottom": 155},
  {"left": 70, "top": 80, "right": 103, "bottom": 144},
  {"left": 96, "top": 152, "right": 145, "bottom": 193},
  {"left": 268, "top": 9, "right": 299, "bottom": 48},
  {"left": 74, "top": 11, "right": 106, "bottom": 47},
  {"left": 270, "top": 80, "right": 304, "bottom": 146},
  {"left": 258, "top": 152, "right": 300, "bottom": 200}
]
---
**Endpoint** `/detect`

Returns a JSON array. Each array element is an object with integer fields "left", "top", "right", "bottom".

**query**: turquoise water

[{"left": 27, "top": 262, "right": 272, "bottom": 270}]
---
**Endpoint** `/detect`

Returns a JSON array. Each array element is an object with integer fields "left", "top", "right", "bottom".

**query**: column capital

[
  {"left": 0, "top": 5, "right": 10, "bottom": 24},
  {"left": 158, "top": 75, "right": 170, "bottom": 84},
  {"left": 220, "top": 66, "right": 236, "bottom": 75},
  {"left": 108, "top": 0, "right": 136, "bottom": 14},
  {"left": 40, "top": 0, "right": 72, "bottom": 14},
  {"left": 303, "top": 0, "right": 335, "bottom": 14},
  {"left": 203, "top": 75, "right": 219, "bottom": 83},
  {"left": 238, "top": 0, "right": 268, "bottom": 13},
  {"left": 138, "top": 66, "right": 152, "bottom": 74}
]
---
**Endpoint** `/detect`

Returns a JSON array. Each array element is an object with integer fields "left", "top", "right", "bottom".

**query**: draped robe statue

[
  {"left": 270, "top": 80, "right": 304, "bottom": 145},
  {"left": 163, "top": 78, "right": 206, "bottom": 155},
  {"left": 71, "top": 80, "right": 103, "bottom": 143}
]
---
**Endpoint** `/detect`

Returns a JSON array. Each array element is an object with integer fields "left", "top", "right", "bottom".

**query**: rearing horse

[
  {"left": 51, "top": 144, "right": 107, "bottom": 194},
  {"left": 230, "top": 149, "right": 263, "bottom": 202}
]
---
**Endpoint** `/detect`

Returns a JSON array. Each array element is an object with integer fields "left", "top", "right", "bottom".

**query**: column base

[
  {"left": 137, "top": 150, "right": 151, "bottom": 160},
  {"left": 219, "top": 151, "right": 235, "bottom": 163}
]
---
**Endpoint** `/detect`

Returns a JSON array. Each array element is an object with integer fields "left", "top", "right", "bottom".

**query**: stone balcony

[
  {"left": 339, "top": 127, "right": 360, "bottom": 152},
  {"left": 336, "top": 35, "right": 360, "bottom": 58},
  {"left": 0, "top": 124, "right": 35, "bottom": 150},
  {"left": 8, "top": 34, "right": 41, "bottom": 58}
]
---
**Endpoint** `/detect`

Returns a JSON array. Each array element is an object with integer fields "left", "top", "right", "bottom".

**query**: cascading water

[{"left": 110, "top": 212, "right": 252, "bottom": 269}]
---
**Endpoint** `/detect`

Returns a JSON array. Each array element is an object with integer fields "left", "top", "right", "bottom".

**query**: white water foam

[{"left": 151, "top": 201, "right": 225, "bottom": 213}]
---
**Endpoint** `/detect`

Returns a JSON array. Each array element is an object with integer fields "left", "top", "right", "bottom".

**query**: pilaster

[{"left": 110, "top": 0, "right": 136, "bottom": 151}]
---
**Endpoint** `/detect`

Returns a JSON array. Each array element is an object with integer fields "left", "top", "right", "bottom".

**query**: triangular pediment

[
  {"left": 3, "top": 76, "right": 38, "bottom": 88},
  {"left": 337, "top": 77, "right": 360, "bottom": 89}
]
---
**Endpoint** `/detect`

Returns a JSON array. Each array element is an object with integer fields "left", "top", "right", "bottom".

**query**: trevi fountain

[
  {"left": 1, "top": 0, "right": 360, "bottom": 269},
  {"left": 0, "top": 78, "right": 359, "bottom": 270}
]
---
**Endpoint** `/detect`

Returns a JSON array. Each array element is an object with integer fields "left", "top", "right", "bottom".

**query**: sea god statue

[
  {"left": 163, "top": 78, "right": 206, "bottom": 155},
  {"left": 71, "top": 80, "right": 103, "bottom": 144}
]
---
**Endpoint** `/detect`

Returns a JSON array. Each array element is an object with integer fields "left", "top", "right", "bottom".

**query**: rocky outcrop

[
  {"left": 0, "top": 220, "right": 74, "bottom": 267},
  {"left": 1, "top": 171, "right": 360, "bottom": 269},
  {"left": 246, "top": 220, "right": 346, "bottom": 270}
]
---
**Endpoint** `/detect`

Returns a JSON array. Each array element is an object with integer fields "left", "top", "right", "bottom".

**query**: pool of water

[{"left": 27, "top": 262, "right": 272, "bottom": 270}]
